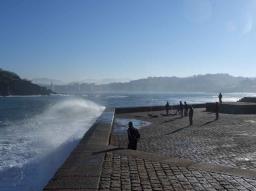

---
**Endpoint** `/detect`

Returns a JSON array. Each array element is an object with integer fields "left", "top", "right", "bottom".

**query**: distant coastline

[{"left": 41, "top": 74, "right": 256, "bottom": 94}]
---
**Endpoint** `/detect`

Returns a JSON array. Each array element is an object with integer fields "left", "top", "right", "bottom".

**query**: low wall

[
  {"left": 238, "top": 97, "right": 256, "bottom": 103},
  {"left": 115, "top": 103, "right": 206, "bottom": 114},
  {"left": 206, "top": 102, "right": 256, "bottom": 114},
  {"left": 44, "top": 109, "right": 115, "bottom": 190}
]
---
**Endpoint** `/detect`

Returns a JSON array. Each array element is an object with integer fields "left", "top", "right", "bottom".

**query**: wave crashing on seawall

[{"left": 0, "top": 98, "right": 105, "bottom": 191}]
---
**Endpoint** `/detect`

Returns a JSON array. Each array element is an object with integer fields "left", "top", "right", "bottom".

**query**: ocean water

[
  {"left": 0, "top": 96, "right": 105, "bottom": 191},
  {"left": 83, "top": 92, "right": 256, "bottom": 108},
  {"left": 0, "top": 92, "right": 255, "bottom": 190}
]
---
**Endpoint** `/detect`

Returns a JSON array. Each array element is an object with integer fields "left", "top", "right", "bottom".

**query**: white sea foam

[{"left": 0, "top": 98, "right": 105, "bottom": 191}]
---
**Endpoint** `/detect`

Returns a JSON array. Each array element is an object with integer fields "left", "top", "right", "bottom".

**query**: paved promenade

[
  {"left": 104, "top": 108, "right": 256, "bottom": 190},
  {"left": 44, "top": 106, "right": 256, "bottom": 190},
  {"left": 111, "top": 109, "right": 256, "bottom": 170},
  {"left": 99, "top": 151, "right": 256, "bottom": 191}
]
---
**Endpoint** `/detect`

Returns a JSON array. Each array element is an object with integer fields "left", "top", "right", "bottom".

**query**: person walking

[
  {"left": 215, "top": 102, "right": 219, "bottom": 120},
  {"left": 218, "top": 93, "right": 222, "bottom": 104},
  {"left": 165, "top": 101, "right": 170, "bottom": 115},
  {"left": 179, "top": 101, "right": 184, "bottom": 117},
  {"left": 184, "top": 101, "right": 188, "bottom": 116},
  {"left": 127, "top": 121, "right": 140, "bottom": 150},
  {"left": 189, "top": 106, "right": 194, "bottom": 126}
]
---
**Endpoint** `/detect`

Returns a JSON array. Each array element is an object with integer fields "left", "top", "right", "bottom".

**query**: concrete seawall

[
  {"left": 206, "top": 102, "right": 256, "bottom": 114},
  {"left": 43, "top": 104, "right": 205, "bottom": 190},
  {"left": 44, "top": 109, "right": 115, "bottom": 190},
  {"left": 43, "top": 102, "right": 256, "bottom": 190},
  {"left": 115, "top": 103, "right": 205, "bottom": 114}
]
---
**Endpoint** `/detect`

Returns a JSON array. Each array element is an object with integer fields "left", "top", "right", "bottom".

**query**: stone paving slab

[
  {"left": 113, "top": 149, "right": 256, "bottom": 180},
  {"left": 99, "top": 151, "right": 256, "bottom": 191}
]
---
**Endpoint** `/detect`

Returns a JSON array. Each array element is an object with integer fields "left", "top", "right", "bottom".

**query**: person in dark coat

[
  {"left": 184, "top": 101, "right": 188, "bottom": 116},
  {"left": 165, "top": 101, "right": 170, "bottom": 115},
  {"left": 127, "top": 121, "right": 140, "bottom": 150},
  {"left": 218, "top": 93, "right": 222, "bottom": 104},
  {"left": 215, "top": 102, "right": 219, "bottom": 120},
  {"left": 179, "top": 101, "right": 184, "bottom": 117},
  {"left": 189, "top": 106, "right": 194, "bottom": 126}
]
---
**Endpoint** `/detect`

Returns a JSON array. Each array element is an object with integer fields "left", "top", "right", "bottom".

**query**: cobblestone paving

[
  {"left": 111, "top": 109, "right": 256, "bottom": 170},
  {"left": 99, "top": 152, "right": 256, "bottom": 191}
]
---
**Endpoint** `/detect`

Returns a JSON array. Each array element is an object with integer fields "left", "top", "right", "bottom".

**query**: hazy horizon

[
  {"left": 1, "top": 0, "right": 256, "bottom": 81},
  {"left": 29, "top": 72, "right": 255, "bottom": 85}
]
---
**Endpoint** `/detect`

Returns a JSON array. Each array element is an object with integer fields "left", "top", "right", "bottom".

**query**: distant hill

[
  {"left": 32, "top": 78, "right": 65, "bottom": 86},
  {"left": 46, "top": 74, "right": 256, "bottom": 94},
  {"left": 77, "top": 78, "right": 132, "bottom": 85},
  {"left": 0, "top": 69, "right": 53, "bottom": 96}
]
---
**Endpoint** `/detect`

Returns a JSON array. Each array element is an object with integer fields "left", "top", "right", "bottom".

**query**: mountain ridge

[{"left": 45, "top": 73, "right": 256, "bottom": 94}]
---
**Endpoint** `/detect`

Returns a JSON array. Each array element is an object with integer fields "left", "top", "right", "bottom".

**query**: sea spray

[{"left": 0, "top": 97, "right": 105, "bottom": 191}]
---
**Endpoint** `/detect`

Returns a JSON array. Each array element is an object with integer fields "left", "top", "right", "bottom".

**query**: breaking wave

[{"left": 0, "top": 98, "right": 105, "bottom": 191}]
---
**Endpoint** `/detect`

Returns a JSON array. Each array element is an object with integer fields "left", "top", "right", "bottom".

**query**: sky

[{"left": 0, "top": 0, "right": 256, "bottom": 83}]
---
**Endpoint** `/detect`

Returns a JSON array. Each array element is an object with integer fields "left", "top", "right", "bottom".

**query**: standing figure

[
  {"left": 215, "top": 102, "right": 219, "bottom": 120},
  {"left": 184, "top": 101, "right": 188, "bottom": 116},
  {"left": 218, "top": 93, "right": 222, "bottom": 104},
  {"left": 179, "top": 101, "right": 184, "bottom": 117},
  {"left": 189, "top": 106, "right": 194, "bottom": 126},
  {"left": 127, "top": 121, "right": 140, "bottom": 150},
  {"left": 165, "top": 101, "right": 170, "bottom": 115}
]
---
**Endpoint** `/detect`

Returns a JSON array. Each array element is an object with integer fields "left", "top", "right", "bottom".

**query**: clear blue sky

[{"left": 0, "top": 0, "right": 256, "bottom": 82}]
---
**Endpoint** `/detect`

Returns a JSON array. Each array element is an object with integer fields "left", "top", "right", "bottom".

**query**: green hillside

[{"left": 0, "top": 69, "right": 53, "bottom": 96}]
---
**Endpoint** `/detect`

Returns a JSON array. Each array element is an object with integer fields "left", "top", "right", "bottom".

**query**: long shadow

[
  {"left": 160, "top": 113, "right": 178, "bottom": 117},
  {"left": 92, "top": 147, "right": 126, "bottom": 155},
  {"left": 148, "top": 113, "right": 158, "bottom": 118},
  {"left": 165, "top": 125, "right": 190, "bottom": 135},
  {"left": 161, "top": 116, "right": 183, "bottom": 124},
  {"left": 200, "top": 119, "right": 216, "bottom": 127}
]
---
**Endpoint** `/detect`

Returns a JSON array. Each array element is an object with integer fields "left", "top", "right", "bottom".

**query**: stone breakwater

[
  {"left": 44, "top": 109, "right": 115, "bottom": 190},
  {"left": 115, "top": 103, "right": 205, "bottom": 114},
  {"left": 44, "top": 103, "right": 256, "bottom": 190},
  {"left": 206, "top": 102, "right": 256, "bottom": 114}
]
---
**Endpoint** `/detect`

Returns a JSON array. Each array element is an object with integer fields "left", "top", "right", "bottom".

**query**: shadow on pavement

[
  {"left": 92, "top": 147, "right": 126, "bottom": 155},
  {"left": 165, "top": 125, "right": 190, "bottom": 135},
  {"left": 161, "top": 116, "right": 183, "bottom": 124},
  {"left": 200, "top": 119, "right": 216, "bottom": 127}
]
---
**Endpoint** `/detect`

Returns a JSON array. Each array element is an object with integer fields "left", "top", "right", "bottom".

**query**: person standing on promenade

[
  {"left": 189, "top": 106, "right": 194, "bottom": 125},
  {"left": 184, "top": 101, "right": 188, "bottom": 116},
  {"left": 179, "top": 101, "right": 184, "bottom": 117},
  {"left": 165, "top": 101, "right": 170, "bottom": 115},
  {"left": 215, "top": 102, "right": 219, "bottom": 120},
  {"left": 127, "top": 121, "right": 140, "bottom": 150},
  {"left": 218, "top": 93, "right": 222, "bottom": 104}
]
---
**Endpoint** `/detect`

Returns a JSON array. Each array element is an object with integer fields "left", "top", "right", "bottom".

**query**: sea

[{"left": 0, "top": 92, "right": 255, "bottom": 191}]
